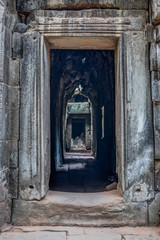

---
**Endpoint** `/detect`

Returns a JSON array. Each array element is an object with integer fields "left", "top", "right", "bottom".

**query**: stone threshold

[{"left": 12, "top": 190, "right": 148, "bottom": 227}]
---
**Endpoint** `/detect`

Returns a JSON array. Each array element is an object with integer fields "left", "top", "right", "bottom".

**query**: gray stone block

[
  {"left": 0, "top": 140, "right": 18, "bottom": 170},
  {"left": 121, "top": 0, "right": 148, "bottom": 9},
  {"left": 0, "top": 83, "right": 19, "bottom": 140},
  {"left": 8, "top": 59, "right": 20, "bottom": 86},
  {"left": 155, "top": 130, "right": 160, "bottom": 159},
  {"left": 33, "top": 9, "right": 146, "bottom": 33},
  {"left": 17, "top": 0, "right": 120, "bottom": 11},
  {"left": 16, "top": 0, "right": 148, "bottom": 11},
  {"left": 3, "top": 55, "right": 20, "bottom": 86},
  {"left": 0, "top": 141, "right": 9, "bottom": 170},
  {"left": 150, "top": 43, "right": 158, "bottom": 71},
  {"left": 153, "top": 103, "right": 160, "bottom": 159},
  {"left": 0, "top": 201, "right": 7, "bottom": 229},
  {"left": 8, "top": 141, "right": 18, "bottom": 168},
  {"left": 151, "top": 71, "right": 160, "bottom": 101},
  {"left": 0, "top": 24, "right": 5, "bottom": 83},
  {"left": 0, "top": 169, "right": 8, "bottom": 203},
  {"left": 146, "top": 24, "right": 155, "bottom": 43},
  {"left": 153, "top": 103, "right": 160, "bottom": 131},
  {"left": 14, "top": 23, "right": 27, "bottom": 33},
  {"left": 19, "top": 31, "right": 41, "bottom": 200},
  {"left": 0, "top": 232, "right": 66, "bottom": 240},
  {"left": 12, "top": 32, "right": 23, "bottom": 59},
  {"left": 156, "top": 24, "right": 160, "bottom": 42},
  {"left": 149, "top": 192, "right": 160, "bottom": 225},
  {"left": 0, "top": 83, "right": 20, "bottom": 109},
  {"left": 4, "top": 26, "right": 12, "bottom": 58},
  {"left": 9, "top": 168, "right": 18, "bottom": 199},
  {"left": 152, "top": 0, "right": 160, "bottom": 25},
  {"left": 124, "top": 235, "right": 160, "bottom": 240},
  {"left": 155, "top": 160, "right": 160, "bottom": 191},
  {"left": 0, "top": 108, "right": 19, "bottom": 140},
  {"left": 4, "top": 12, "right": 18, "bottom": 31},
  {"left": 123, "top": 31, "right": 154, "bottom": 201}
]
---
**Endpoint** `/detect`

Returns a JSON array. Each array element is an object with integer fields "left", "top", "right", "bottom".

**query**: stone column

[
  {"left": 19, "top": 33, "right": 51, "bottom": 200},
  {"left": 148, "top": 0, "right": 160, "bottom": 225},
  {"left": 122, "top": 31, "right": 154, "bottom": 202}
]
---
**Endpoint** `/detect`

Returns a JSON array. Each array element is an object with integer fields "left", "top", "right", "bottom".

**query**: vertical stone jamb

[
  {"left": 19, "top": 31, "right": 42, "bottom": 200},
  {"left": 123, "top": 31, "right": 154, "bottom": 202}
]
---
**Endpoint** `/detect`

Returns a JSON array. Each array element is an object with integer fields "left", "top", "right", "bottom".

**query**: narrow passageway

[{"left": 49, "top": 50, "right": 117, "bottom": 192}]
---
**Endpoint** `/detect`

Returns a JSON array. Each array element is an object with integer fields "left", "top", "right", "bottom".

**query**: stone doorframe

[{"left": 19, "top": 9, "right": 154, "bottom": 202}]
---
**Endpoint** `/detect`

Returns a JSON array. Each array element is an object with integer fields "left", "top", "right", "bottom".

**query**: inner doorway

[
  {"left": 72, "top": 118, "right": 85, "bottom": 140},
  {"left": 49, "top": 49, "right": 117, "bottom": 192}
]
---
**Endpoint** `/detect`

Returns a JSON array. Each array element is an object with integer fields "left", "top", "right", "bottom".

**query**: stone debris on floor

[{"left": 0, "top": 226, "right": 160, "bottom": 240}]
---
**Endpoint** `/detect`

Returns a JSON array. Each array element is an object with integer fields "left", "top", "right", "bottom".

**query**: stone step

[{"left": 12, "top": 190, "right": 147, "bottom": 227}]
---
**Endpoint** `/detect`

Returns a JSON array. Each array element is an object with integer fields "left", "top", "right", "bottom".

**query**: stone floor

[
  {"left": 12, "top": 190, "right": 148, "bottom": 226},
  {"left": 0, "top": 225, "right": 160, "bottom": 240}
]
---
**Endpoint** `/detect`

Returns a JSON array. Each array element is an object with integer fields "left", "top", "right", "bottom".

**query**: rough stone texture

[
  {"left": 18, "top": 3, "right": 153, "bottom": 206},
  {"left": 12, "top": 190, "right": 148, "bottom": 227},
  {"left": 153, "top": 103, "right": 160, "bottom": 159},
  {"left": 19, "top": 31, "right": 42, "bottom": 200},
  {"left": 0, "top": 140, "right": 18, "bottom": 169},
  {"left": 14, "top": 23, "right": 27, "bottom": 33},
  {"left": 149, "top": 192, "right": 160, "bottom": 225},
  {"left": 0, "top": 201, "right": 9, "bottom": 228},
  {"left": 123, "top": 236, "right": 160, "bottom": 240},
  {"left": 16, "top": 0, "right": 148, "bottom": 11},
  {"left": 9, "top": 169, "right": 18, "bottom": 199},
  {"left": 155, "top": 160, "right": 160, "bottom": 191},
  {"left": 0, "top": 169, "right": 8, "bottom": 203},
  {"left": 1, "top": 226, "right": 160, "bottom": 240},
  {"left": 150, "top": 2, "right": 160, "bottom": 227},
  {"left": 123, "top": 31, "right": 154, "bottom": 202},
  {"left": 0, "top": 0, "right": 159, "bottom": 229},
  {"left": 67, "top": 234, "right": 121, "bottom": 240},
  {"left": 0, "top": 0, "right": 19, "bottom": 228},
  {"left": 151, "top": 71, "right": 160, "bottom": 101},
  {"left": 0, "top": 232, "right": 66, "bottom": 240},
  {"left": 152, "top": 0, "right": 160, "bottom": 24},
  {"left": 121, "top": 0, "right": 148, "bottom": 10},
  {"left": 12, "top": 32, "right": 23, "bottom": 59},
  {"left": 32, "top": 9, "right": 147, "bottom": 33}
]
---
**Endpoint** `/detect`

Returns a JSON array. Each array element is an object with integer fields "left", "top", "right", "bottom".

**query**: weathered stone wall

[
  {"left": 13, "top": 0, "right": 155, "bottom": 226},
  {"left": 16, "top": 0, "right": 148, "bottom": 11},
  {"left": 148, "top": 0, "right": 160, "bottom": 225},
  {"left": 1, "top": 0, "right": 160, "bottom": 228},
  {"left": 0, "top": 0, "right": 20, "bottom": 228}
]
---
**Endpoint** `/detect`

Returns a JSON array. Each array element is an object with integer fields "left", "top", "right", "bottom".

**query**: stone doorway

[{"left": 49, "top": 49, "right": 116, "bottom": 192}]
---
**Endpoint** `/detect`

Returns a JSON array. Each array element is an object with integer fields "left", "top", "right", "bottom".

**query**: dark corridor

[{"left": 49, "top": 49, "right": 117, "bottom": 192}]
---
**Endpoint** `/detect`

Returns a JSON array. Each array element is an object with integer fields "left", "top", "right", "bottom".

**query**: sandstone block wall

[
  {"left": 148, "top": 0, "right": 160, "bottom": 225},
  {"left": 1, "top": 0, "right": 160, "bottom": 228},
  {"left": 0, "top": 0, "right": 20, "bottom": 228}
]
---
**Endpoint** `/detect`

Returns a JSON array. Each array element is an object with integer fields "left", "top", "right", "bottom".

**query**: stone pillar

[
  {"left": 148, "top": 0, "right": 160, "bottom": 225},
  {"left": 19, "top": 33, "right": 51, "bottom": 200},
  {"left": 122, "top": 31, "right": 154, "bottom": 202}
]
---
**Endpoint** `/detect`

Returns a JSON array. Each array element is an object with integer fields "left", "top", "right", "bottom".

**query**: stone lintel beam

[
  {"left": 29, "top": 9, "right": 147, "bottom": 34},
  {"left": 16, "top": 0, "right": 148, "bottom": 12}
]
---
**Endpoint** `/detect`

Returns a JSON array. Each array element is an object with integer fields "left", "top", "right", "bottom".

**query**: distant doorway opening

[{"left": 72, "top": 119, "right": 85, "bottom": 140}]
